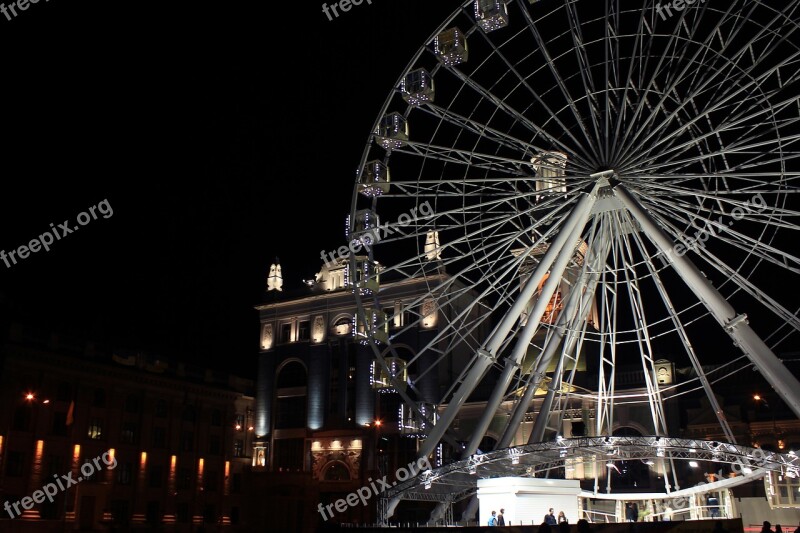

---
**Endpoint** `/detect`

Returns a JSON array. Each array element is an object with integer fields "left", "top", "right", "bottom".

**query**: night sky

[
  {"left": 0, "top": 1, "right": 463, "bottom": 376},
  {"left": 0, "top": 0, "right": 796, "bottom": 400}
]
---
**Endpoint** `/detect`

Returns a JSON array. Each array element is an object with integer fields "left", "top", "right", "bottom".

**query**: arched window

[
  {"left": 613, "top": 426, "right": 643, "bottom": 437},
  {"left": 275, "top": 361, "right": 307, "bottom": 430},
  {"left": 331, "top": 315, "right": 351, "bottom": 336},
  {"left": 276, "top": 362, "right": 307, "bottom": 388},
  {"left": 323, "top": 462, "right": 350, "bottom": 481}
]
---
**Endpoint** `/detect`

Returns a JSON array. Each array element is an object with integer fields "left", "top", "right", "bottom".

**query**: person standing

[
  {"left": 545, "top": 508, "right": 558, "bottom": 525},
  {"left": 625, "top": 503, "right": 634, "bottom": 522},
  {"left": 497, "top": 508, "right": 506, "bottom": 526},
  {"left": 488, "top": 510, "right": 498, "bottom": 527},
  {"left": 558, "top": 511, "right": 568, "bottom": 524}
]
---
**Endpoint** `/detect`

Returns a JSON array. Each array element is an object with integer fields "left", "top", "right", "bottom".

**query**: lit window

[{"left": 87, "top": 419, "right": 103, "bottom": 440}]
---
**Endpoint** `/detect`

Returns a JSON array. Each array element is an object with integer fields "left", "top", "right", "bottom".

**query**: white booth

[{"left": 477, "top": 477, "right": 581, "bottom": 527}]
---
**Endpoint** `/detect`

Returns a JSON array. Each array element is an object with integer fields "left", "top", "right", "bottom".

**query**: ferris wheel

[{"left": 348, "top": 0, "right": 800, "bottom": 502}]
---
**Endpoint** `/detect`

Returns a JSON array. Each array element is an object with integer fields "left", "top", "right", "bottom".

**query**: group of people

[
  {"left": 760, "top": 521, "right": 800, "bottom": 533},
  {"left": 487, "top": 508, "right": 506, "bottom": 526},
  {"left": 488, "top": 507, "right": 577, "bottom": 528}
]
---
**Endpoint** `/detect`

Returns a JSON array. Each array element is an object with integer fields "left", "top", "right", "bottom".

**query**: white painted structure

[{"left": 477, "top": 477, "right": 581, "bottom": 527}]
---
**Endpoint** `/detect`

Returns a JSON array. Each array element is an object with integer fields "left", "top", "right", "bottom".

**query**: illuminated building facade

[{"left": 0, "top": 324, "right": 254, "bottom": 531}]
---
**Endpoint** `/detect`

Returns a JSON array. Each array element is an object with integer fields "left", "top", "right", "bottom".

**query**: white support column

[
  {"left": 417, "top": 187, "right": 600, "bottom": 460},
  {"left": 529, "top": 234, "right": 610, "bottom": 443},
  {"left": 463, "top": 207, "right": 594, "bottom": 456},
  {"left": 615, "top": 184, "right": 800, "bottom": 420}
]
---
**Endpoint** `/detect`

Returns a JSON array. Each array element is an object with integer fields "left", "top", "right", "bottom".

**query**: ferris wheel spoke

[
  {"left": 679, "top": 1, "right": 768, "bottom": 97},
  {"left": 629, "top": 80, "right": 800, "bottom": 172},
  {"left": 641, "top": 203, "right": 800, "bottom": 335},
  {"left": 421, "top": 103, "right": 551, "bottom": 157},
  {"left": 564, "top": 0, "right": 604, "bottom": 158},
  {"left": 642, "top": 200, "right": 800, "bottom": 282},
  {"left": 614, "top": 2, "right": 738, "bottom": 165},
  {"left": 697, "top": 3, "right": 800, "bottom": 107},
  {"left": 630, "top": 131, "right": 800, "bottom": 175},
  {"left": 628, "top": 212, "right": 750, "bottom": 443},
  {"left": 396, "top": 141, "right": 533, "bottom": 173},
  {"left": 513, "top": 5, "right": 601, "bottom": 166},
  {"left": 616, "top": 213, "right": 671, "bottom": 436},
  {"left": 444, "top": 59, "right": 596, "bottom": 170},
  {"left": 625, "top": 42, "right": 800, "bottom": 170},
  {"left": 384, "top": 177, "right": 591, "bottom": 199},
  {"left": 618, "top": 4, "right": 795, "bottom": 167},
  {"left": 634, "top": 180, "right": 800, "bottom": 214},
  {"left": 608, "top": 14, "right": 659, "bottom": 164}
]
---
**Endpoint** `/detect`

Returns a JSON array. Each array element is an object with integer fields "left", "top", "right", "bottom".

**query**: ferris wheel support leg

[
  {"left": 416, "top": 187, "right": 600, "bottom": 460},
  {"left": 499, "top": 232, "right": 608, "bottom": 448},
  {"left": 455, "top": 270, "right": 589, "bottom": 521},
  {"left": 462, "top": 192, "right": 598, "bottom": 458},
  {"left": 529, "top": 237, "right": 610, "bottom": 444},
  {"left": 615, "top": 184, "right": 800, "bottom": 420}
]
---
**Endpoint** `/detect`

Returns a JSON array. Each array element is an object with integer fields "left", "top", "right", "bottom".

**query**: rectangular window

[
  {"left": 87, "top": 419, "right": 103, "bottom": 440},
  {"left": 235, "top": 413, "right": 245, "bottom": 429},
  {"left": 180, "top": 431, "right": 194, "bottom": 452},
  {"left": 182, "top": 406, "right": 196, "bottom": 423},
  {"left": 275, "top": 397, "right": 306, "bottom": 430},
  {"left": 204, "top": 504, "right": 217, "bottom": 525},
  {"left": 6, "top": 451, "right": 24, "bottom": 477},
  {"left": 210, "top": 409, "right": 222, "bottom": 427},
  {"left": 146, "top": 501, "right": 160, "bottom": 525},
  {"left": 40, "top": 499, "right": 59, "bottom": 520},
  {"left": 125, "top": 395, "right": 139, "bottom": 413},
  {"left": 93, "top": 388, "right": 106, "bottom": 407},
  {"left": 57, "top": 382, "right": 72, "bottom": 402},
  {"left": 177, "top": 467, "right": 192, "bottom": 490},
  {"left": 234, "top": 439, "right": 244, "bottom": 458},
  {"left": 209, "top": 435, "right": 221, "bottom": 455},
  {"left": 148, "top": 465, "right": 163, "bottom": 488},
  {"left": 81, "top": 457, "right": 99, "bottom": 482},
  {"left": 12, "top": 406, "right": 30, "bottom": 431},
  {"left": 46, "top": 455, "right": 64, "bottom": 480},
  {"left": 232, "top": 473, "right": 242, "bottom": 494},
  {"left": 120, "top": 422, "right": 137, "bottom": 444},
  {"left": 176, "top": 502, "right": 190, "bottom": 523},
  {"left": 204, "top": 470, "right": 217, "bottom": 492},
  {"left": 155, "top": 399, "right": 168, "bottom": 418},
  {"left": 298, "top": 320, "right": 310, "bottom": 341},
  {"left": 152, "top": 427, "right": 166, "bottom": 448},
  {"left": 51, "top": 412, "right": 67, "bottom": 436},
  {"left": 273, "top": 439, "right": 304, "bottom": 472},
  {"left": 280, "top": 323, "right": 292, "bottom": 343},
  {"left": 116, "top": 462, "right": 132, "bottom": 485},
  {"left": 111, "top": 500, "right": 130, "bottom": 526}
]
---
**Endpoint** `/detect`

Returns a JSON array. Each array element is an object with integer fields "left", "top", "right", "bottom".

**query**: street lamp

[{"left": 752, "top": 393, "right": 779, "bottom": 449}]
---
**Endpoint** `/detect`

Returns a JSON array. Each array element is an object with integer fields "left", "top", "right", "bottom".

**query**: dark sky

[
  {"left": 0, "top": 0, "right": 796, "bottom": 393},
  {"left": 0, "top": 0, "right": 462, "bottom": 376}
]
